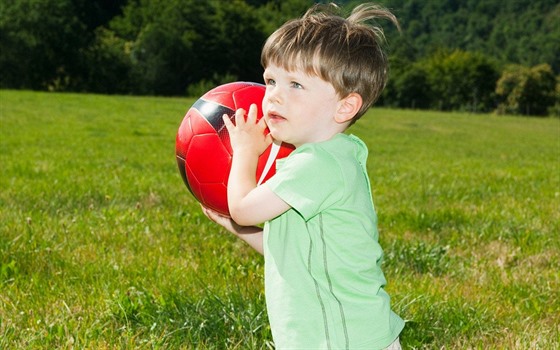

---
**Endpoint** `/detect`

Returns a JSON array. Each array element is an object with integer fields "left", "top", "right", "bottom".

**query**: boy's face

[{"left": 262, "top": 63, "right": 343, "bottom": 148}]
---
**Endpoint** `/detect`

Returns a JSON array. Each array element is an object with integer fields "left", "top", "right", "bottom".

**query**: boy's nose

[{"left": 266, "top": 87, "right": 282, "bottom": 104}]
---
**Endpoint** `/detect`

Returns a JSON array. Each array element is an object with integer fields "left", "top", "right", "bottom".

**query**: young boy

[{"left": 202, "top": 3, "right": 404, "bottom": 349}]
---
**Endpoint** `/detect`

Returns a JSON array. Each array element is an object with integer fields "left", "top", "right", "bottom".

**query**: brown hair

[{"left": 261, "top": 3, "right": 399, "bottom": 122}]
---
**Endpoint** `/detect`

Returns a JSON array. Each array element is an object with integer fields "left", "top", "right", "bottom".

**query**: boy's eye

[
  {"left": 265, "top": 78, "right": 276, "bottom": 86},
  {"left": 291, "top": 82, "right": 303, "bottom": 89}
]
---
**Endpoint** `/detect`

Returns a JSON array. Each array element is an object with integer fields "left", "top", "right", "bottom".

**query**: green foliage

[
  {"left": 378, "top": 0, "right": 559, "bottom": 115},
  {"left": 1, "top": 91, "right": 559, "bottom": 348},
  {"left": 0, "top": 0, "right": 88, "bottom": 90},
  {"left": 549, "top": 76, "right": 560, "bottom": 117},
  {"left": 110, "top": 0, "right": 217, "bottom": 94},
  {"left": 255, "top": 0, "right": 314, "bottom": 34},
  {"left": 383, "top": 58, "right": 432, "bottom": 109},
  {"left": 382, "top": 0, "right": 560, "bottom": 73},
  {"left": 0, "top": 0, "right": 558, "bottom": 115},
  {"left": 422, "top": 50, "right": 499, "bottom": 112},
  {"left": 495, "top": 63, "right": 557, "bottom": 116},
  {"left": 384, "top": 50, "right": 499, "bottom": 112},
  {"left": 107, "top": 0, "right": 269, "bottom": 95},
  {"left": 186, "top": 73, "right": 239, "bottom": 98},
  {"left": 82, "top": 28, "right": 133, "bottom": 94}
]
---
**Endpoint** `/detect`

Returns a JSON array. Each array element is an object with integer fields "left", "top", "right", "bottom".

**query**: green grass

[{"left": 1, "top": 90, "right": 559, "bottom": 349}]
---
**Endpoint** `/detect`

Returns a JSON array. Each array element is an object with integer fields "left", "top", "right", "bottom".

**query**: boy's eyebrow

[{"left": 264, "top": 65, "right": 312, "bottom": 81}]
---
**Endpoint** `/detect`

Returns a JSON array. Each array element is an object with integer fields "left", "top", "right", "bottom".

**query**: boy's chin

[
  {"left": 267, "top": 130, "right": 281, "bottom": 141},
  {"left": 271, "top": 134, "right": 290, "bottom": 145}
]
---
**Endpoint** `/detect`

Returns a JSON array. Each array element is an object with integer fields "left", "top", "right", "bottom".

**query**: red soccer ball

[{"left": 176, "top": 82, "right": 294, "bottom": 216}]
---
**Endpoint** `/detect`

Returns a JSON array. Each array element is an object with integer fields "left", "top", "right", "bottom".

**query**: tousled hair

[{"left": 261, "top": 3, "right": 399, "bottom": 123}]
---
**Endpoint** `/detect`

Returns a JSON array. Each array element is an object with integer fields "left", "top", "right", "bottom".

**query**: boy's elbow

[{"left": 229, "top": 207, "right": 257, "bottom": 226}]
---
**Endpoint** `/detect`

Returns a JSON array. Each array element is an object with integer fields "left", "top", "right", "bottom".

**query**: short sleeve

[{"left": 265, "top": 146, "right": 343, "bottom": 221}]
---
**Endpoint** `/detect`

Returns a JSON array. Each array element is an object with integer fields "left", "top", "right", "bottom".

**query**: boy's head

[{"left": 261, "top": 3, "right": 399, "bottom": 123}]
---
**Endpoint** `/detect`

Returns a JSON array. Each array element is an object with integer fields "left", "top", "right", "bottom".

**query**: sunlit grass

[{"left": 1, "top": 90, "right": 559, "bottom": 348}]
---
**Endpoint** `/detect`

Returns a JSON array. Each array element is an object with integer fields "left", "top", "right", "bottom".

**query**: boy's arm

[
  {"left": 202, "top": 206, "right": 264, "bottom": 254},
  {"left": 223, "top": 105, "right": 291, "bottom": 226}
]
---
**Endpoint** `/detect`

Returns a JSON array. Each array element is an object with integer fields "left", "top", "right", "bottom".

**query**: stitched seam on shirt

[
  {"left": 307, "top": 220, "right": 331, "bottom": 348},
  {"left": 319, "top": 213, "right": 349, "bottom": 349}
]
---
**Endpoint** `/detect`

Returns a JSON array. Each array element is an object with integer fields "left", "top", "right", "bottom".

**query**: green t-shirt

[{"left": 264, "top": 134, "right": 404, "bottom": 349}]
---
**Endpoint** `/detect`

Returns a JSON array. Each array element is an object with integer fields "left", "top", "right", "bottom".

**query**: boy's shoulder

[
  {"left": 297, "top": 133, "right": 365, "bottom": 151},
  {"left": 276, "top": 134, "right": 367, "bottom": 181},
  {"left": 298, "top": 134, "right": 368, "bottom": 162}
]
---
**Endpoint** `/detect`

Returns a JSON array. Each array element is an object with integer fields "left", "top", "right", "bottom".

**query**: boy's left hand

[
  {"left": 223, "top": 104, "right": 272, "bottom": 157},
  {"left": 201, "top": 204, "right": 265, "bottom": 254},
  {"left": 201, "top": 205, "right": 242, "bottom": 234}
]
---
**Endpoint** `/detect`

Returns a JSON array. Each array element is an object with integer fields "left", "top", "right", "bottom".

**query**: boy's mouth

[{"left": 267, "top": 112, "right": 286, "bottom": 123}]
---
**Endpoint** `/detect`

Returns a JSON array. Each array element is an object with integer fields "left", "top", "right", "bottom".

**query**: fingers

[
  {"left": 233, "top": 104, "right": 258, "bottom": 126},
  {"left": 234, "top": 107, "right": 246, "bottom": 126},
  {"left": 222, "top": 104, "right": 262, "bottom": 130},
  {"left": 201, "top": 204, "right": 227, "bottom": 223},
  {"left": 201, "top": 204, "right": 214, "bottom": 221},
  {"left": 221, "top": 107, "right": 247, "bottom": 132},
  {"left": 222, "top": 113, "right": 233, "bottom": 132},
  {"left": 246, "top": 104, "right": 258, "bottom": 124}
]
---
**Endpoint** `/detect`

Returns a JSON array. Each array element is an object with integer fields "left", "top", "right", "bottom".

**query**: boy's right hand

[{"left": 222, "top": 104, "right": 272, "bottom": 158}]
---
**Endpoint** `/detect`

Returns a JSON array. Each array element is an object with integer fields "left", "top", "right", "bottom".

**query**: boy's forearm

[
  {"left": 227, "top": 149, "right": 259, "bottom": 224},
  {"left": 234, "top": 226, "right": 264, "bottom": 255}
]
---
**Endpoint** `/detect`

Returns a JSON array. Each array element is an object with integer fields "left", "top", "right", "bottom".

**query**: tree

[
  {"left": 420, "top": 50, "right": 499, "bottom": 112},
  {"left": 549, "top": 76, "right": 560, "bottom": 117},
  {"left": 495, "top": 63, "right": 557, "bottom": 116},
  {"left": 108, "top": 0, "right": 270, "bottom": 95},
  {"left": 0, "top": 0, "right": 89, "bottom": 90},
  {"left": 256, "top": 0, "right": 313, "bottom": 35},
  {"left": 382, "top": 57, "right": 431, "bottom": 109},
  {"left": 393, "top": 64, "right": 432, "bottom": 109},
  {"left": 82, "top": 28, "right": 133, "bottom": 94}
]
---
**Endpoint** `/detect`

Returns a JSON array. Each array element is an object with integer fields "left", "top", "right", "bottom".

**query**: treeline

[
  {"left": 1, "top": 0, "right": 558, "bottom": 116},
  {"left": 378, "top": 0, "right": 559, "bottom": 116}
]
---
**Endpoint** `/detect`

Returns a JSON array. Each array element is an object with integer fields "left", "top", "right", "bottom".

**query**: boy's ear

[{"left": 335, "top": 93, "right": 363, "bottom": 123}]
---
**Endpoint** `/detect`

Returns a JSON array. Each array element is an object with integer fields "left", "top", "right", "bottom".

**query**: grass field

[{"left": 1, "top": 90, "right": 559, "bottom": 349}]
